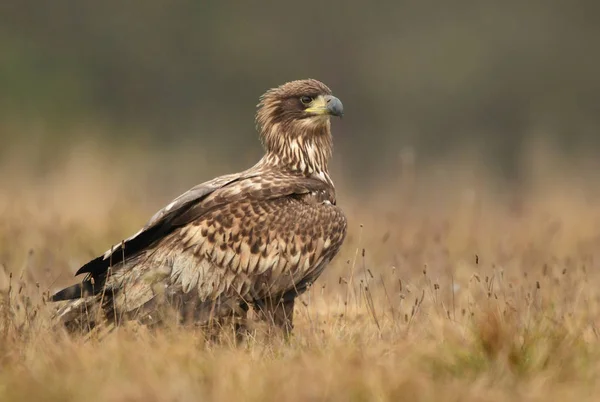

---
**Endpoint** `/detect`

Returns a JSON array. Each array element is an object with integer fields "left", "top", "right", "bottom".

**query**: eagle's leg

[
  {"left": 232, "top": 300, "right": 251, "bottom": 343},
  {"left": 203, "top": 299, "right": 251, "bottom": 343},
  {"left": 253, "top": 296, "right": 295, "bottom": 337}
]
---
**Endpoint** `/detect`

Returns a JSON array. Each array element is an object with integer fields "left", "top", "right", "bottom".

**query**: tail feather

[
  {"left": 53, "top": 295, "right": 103, "bottom": 332},
  {"left": 50, "top": 280, "right": 96, "bottom": 301}
]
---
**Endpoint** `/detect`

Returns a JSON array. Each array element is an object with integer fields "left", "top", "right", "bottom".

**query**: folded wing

[{"left": 51, "top": 171, "right": 346, "bottom": 328}]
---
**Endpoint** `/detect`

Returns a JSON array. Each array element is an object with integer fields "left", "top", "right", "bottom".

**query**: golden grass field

[{"left": 2, "top": 140, "right": 600, "bottom": 401}]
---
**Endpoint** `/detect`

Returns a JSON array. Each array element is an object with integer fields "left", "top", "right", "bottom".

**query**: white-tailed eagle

[{"left": 51, "top": 79, "right": 347, "bottom": 335}]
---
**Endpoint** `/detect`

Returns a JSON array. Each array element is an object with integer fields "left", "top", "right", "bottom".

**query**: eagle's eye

[{"left": 300, "top": 96, "right": 313, "bottom": 105}]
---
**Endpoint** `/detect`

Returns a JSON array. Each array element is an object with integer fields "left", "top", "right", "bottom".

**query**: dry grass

[{"left": 1, "top": 141, "right": 600, "bottom": 401}]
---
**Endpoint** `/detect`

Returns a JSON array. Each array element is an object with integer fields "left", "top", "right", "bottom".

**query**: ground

[{"left": 1, "top": 143, "right": 599, "bottom": 401}]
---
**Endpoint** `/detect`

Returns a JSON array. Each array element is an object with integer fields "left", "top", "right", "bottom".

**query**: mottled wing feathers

[
  {"left": 75, "top": 171, "right": 250, "bottom": 278},
  {"left": 74, "top": 171, "right": 334, "bottom": 285},
  {"left": 143, "top": 172, "right": 248, "bottom": 230},
  {"left": 107, "top": 180, "right": 346, "bottom": 307},
  {"left": 169, "top": 172, "right": 333, "bottom": 226},
  {"left": 57, "top": 172, "right": 346, "bottom": 325}
]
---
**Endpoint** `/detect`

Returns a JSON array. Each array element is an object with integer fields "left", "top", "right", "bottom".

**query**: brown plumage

[{"left": 51, "top": 79, "right": 347, "bottom": 335}]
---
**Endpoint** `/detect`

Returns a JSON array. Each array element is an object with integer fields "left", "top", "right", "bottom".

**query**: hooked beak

[{"left": 305, "top": 95, "right": 344, "bottom": 117}]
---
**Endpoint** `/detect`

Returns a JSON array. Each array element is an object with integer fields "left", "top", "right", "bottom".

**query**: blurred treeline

[{"left": 1, "top": 0, "right": 599, "bottom": 182}]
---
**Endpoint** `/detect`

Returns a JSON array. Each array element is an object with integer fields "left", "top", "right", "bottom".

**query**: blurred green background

[{"left": 1, "top": 1, "right": 599, "bottom": 183}]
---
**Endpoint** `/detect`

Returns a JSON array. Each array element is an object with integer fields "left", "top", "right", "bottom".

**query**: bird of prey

[{"left": 51, "top": 79, "right": 347, "bottom": 335}]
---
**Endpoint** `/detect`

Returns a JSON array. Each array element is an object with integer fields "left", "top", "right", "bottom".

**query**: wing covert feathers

[{"left": 51, "top": 172, "right": 347, "bottom": 329}]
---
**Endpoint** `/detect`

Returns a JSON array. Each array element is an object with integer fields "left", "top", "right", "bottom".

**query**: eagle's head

[{"left": 256, "top": 79, "right": 344, "bottom": 175}]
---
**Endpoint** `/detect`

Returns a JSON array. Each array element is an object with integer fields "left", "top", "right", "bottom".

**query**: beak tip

[{"left": 327, "top": 96, "right": 344, "bottom": 118}]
